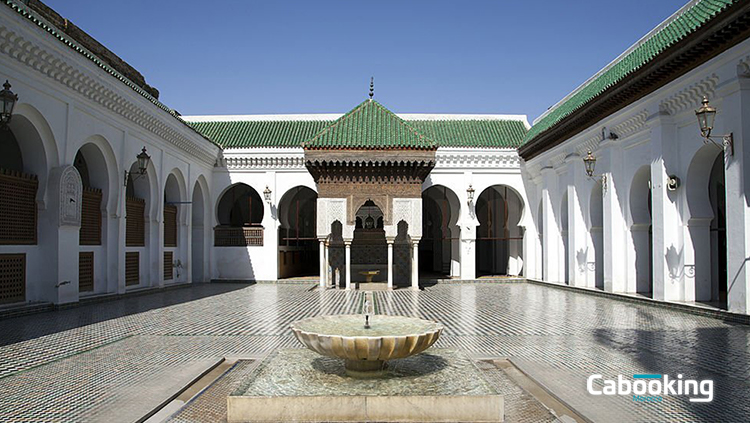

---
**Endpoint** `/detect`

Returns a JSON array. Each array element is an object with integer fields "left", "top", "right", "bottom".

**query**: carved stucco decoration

[
  {"left": 51, "top": 165, "right": 82, "bottom": 227},
  {"left": 392, "top": 198, "right": 423, "bottom": 240},
  {"left": 317, "top": 198, "right": 348, "bottom": 239}
]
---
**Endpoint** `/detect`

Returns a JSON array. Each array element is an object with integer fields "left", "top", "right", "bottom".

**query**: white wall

[
  {"left": 0, "top": 4, "right": 219, "bottom": 304},
  {"left": 523, "top": 37, "right": 750, "bottom": 314}
]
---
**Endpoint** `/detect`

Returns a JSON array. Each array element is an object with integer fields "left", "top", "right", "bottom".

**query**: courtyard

[{"left": 0, "top": 281, "right": 747, "bottom": 422}]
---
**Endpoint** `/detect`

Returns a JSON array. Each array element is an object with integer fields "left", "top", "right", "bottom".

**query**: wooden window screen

[
  {"left": 79, "top": 252, "right": 94, "bottom": 292},
  {"left": 214, "top": 226, "right": 264, "bottom": 247},
  {"left": 164, "top": 251, "right": 173, "bottom": 280},
  {"left": 125, "top": 252, "right": 139, "bottom": 286},
  {"left": 80, "top": 187, "right": 102, "bottom": 245},
  {"left": 126, "top": 196, "right": 145, "bottom": 247},
  {"left": 0, "top": 169, "right": 37, "bottom": 245},
  {"left": 0, "top": 254, "right": 25, "bottom": 304},
  {"left": 164, "top": 204, "right": 177, "bottom": 247}
]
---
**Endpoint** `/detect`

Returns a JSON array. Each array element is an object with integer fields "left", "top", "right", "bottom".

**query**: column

[
  {"left": 319, "top": 239, "right": 326, "bottom": 289},
  {"left": 325, "top": 241, "right": 330, "bottom": 288},
  {"left": 649, "top": 111, "right": 682, "bottom": 301},
  {"left": 719, "top": 75, "right": 750, "bottom": 313},
  {"left": 345, "top": 241, "right": 352, "bottom": 290},
  {"left": 411, "top": 240, "right": 419, "bottom": 290},
  {"left": 387, "top": 240, "right": 394, "bottom": 290},
  {"left": 540, "top": 167, "right": 561, "bottom": 282},
  {"left": 569, "top": 159, "right": 589, "bottom": 287},
  {"left": 603, "top": 143, "right": 628, "bottom": 293}
]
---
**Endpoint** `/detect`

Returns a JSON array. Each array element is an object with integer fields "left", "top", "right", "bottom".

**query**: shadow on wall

[
  {"left": 212, "top": 171, "right": 255, "bottom": 281},
  {"left": 576, "top": 248, "right": 588, "bottom": 276},
  {"left": 665, "top": 245, "right": 683, "bottom": 281}
]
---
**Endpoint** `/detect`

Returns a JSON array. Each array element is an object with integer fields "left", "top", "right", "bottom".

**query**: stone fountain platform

[{"left": 227, "top": 348, "right": 503, "bottom": 422}]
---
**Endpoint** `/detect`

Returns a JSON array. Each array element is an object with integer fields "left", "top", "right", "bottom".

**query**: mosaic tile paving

[{"left": 0, "top": 282, "right": 747, "bottom": 422}]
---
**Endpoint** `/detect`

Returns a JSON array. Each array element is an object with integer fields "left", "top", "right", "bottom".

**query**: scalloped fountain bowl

[{"left": 290, "top": 314, "right": 444, "bottom": 377}]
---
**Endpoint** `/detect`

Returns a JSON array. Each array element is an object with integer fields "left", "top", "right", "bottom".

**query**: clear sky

[{"left": 43, "top": 0, "right": 689, "bottom": 122}]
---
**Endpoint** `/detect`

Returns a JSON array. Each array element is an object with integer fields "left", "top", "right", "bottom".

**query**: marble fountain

[{"left": 227, "top": 295, "right": 504, "bottom": 422}]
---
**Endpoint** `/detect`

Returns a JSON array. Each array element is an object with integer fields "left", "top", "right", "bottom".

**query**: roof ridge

[
  {"left": 187, "top": 117, "right": 527, "bottom": 149},
  {"left": 2, "top": 0, "right": 220, "bottom": 149},
  {"left": 302, "top": 99, "right": 436, "bottom": 149},
  {"left": 524, "top": 0, "right": 738, "bottom": 145},
  {"left": 532, "top": 0, "right": 704, "bottom": 126}
]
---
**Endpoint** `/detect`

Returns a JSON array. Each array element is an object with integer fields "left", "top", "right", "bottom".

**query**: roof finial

[{"left": 369, "top": 77, "right": 374, "bottom": 100}]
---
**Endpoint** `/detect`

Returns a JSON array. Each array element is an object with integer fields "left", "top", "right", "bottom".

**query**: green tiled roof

[
  {"left": 187, "top": 120, "right": 332, "bottom": 148},
  {"left": 524, "top": 0, "right": 739, "bottom": 145},
  {"left": 186, "top": 116, "right": 528, "bottom": 149},
  {"left": 303, "top": 100, "right": 435, "bottom": 150},
  {"left": 408, "top": 119, "right": 527, "bottom": 148},
  {"left": 2, "top": 0, "right": 219, "bottom": 148}
]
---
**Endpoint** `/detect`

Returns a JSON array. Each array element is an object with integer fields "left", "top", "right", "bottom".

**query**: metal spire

[{"left": 369, "top": 77, "right": 374, "bottom": 100}]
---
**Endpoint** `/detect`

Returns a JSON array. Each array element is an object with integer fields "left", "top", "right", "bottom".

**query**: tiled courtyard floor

[{"left": 0, "top": 282, "right": 749, "bottom": 422}]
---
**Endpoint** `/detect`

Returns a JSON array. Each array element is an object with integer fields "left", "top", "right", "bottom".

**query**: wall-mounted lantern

[
  {"left": 695, "top": 96, "right": 733, "bottom": 156},
  {"left": 0, "top": 80, "right": 18, "bottom": 128},
  {"left": 583, "top": 150, "right": 607, "bottom": 193},
  {"left": 466, "top": 184, "right": 475, "bottom": 205},
  {"left": 123, "top": 146, "right": 151, "bottom": 186},
  {"left": 264, "top": 186, "right": 272, "bottom": 204}
]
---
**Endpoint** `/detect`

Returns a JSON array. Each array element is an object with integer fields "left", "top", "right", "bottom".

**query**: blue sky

[{"left": 44, "top": 0, "right": 688, "bottom": 122}]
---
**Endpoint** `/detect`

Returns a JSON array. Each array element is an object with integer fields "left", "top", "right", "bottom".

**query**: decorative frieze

[
  {"left": 434, "top": 150, "right": 520, "bottom": 168},
  {"left": 611, "top": 110, "right": 648, "bottom": 139},
  {"left": 659, "top": 74, "right": 718, "bottom": 116},
  {"left": 0, "top": 18, "right": 218, "bottom": 166},
  {"left": 222, "top": 155, "right": 306, "bottom": 170}
]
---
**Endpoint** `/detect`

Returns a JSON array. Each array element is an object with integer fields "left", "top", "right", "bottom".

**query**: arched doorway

[
  {"left": 630, "top": 166, "right": 652, "bottom": 297},
  {"left": 278, "top": 186, "right": 318, "bottom": 279},
  {"left": 191, "top": 180, "right": 207, "bottom": 283},
  {"left": 0, "top": 123, "right": 42, "bottom": 303},
  {"left": 125, "top": 160, "right": 153, "bottom": 288},
  {"left": 475, "top": 185, "right": 524, "bottom": 277},
  {"left": 560, "top": 191, "right": 569, "bottom": 284},
  {"left": 686, "top": 144, "right": 727, "bottom": 308},
  {"left": 589, "top": 181, "right": 604, "bottom": 289},
  {"left": 163, "top": 173, "right": 184, "bottom": 283},
  {"left": 351, "top": 200, "right": 387, "bottom": 285},
  {"left": 74, "top": 143, "right": 110, "bottom": 293},
  {"left": 708, "top": 154, "right": 728, "bottom": 307},
  {"left": 420, "top": 186, "right": 460, "bottom": 278},
  {"left": 215, "top": 183, "right": 264, "bottom": 246}
]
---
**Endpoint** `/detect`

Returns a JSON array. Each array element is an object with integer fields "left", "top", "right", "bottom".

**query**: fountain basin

[{"left": 290, "top": 314, "right": 443, "bottom": 376}]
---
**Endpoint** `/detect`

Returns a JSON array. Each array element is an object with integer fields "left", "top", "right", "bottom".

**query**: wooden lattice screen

[
  {"left": 125, "top": 196, "right": 145, "bottom": 247},
  {"left": 0, "top": 254, "right": 25, "bottom": 304},
  {"left": 0, "top": 169, "right": 38, "bottom": 245},
  {"left": 80, "top": 187, "right": 102, "bottom": 246},
  {"left": 164, "top": 204, "right": 177, "bottom": 247},
  {"left": 78, "top": 251, "right": 94, "bottom": 292},
  {"left": 125, "top": 251, "right": 139, "bottom": 286},
  {"left": 214, "top": 226, "right": 264, "bottom": 247},
  {"left": 164, "top": 251, "right": 173, "bottom": 280}
]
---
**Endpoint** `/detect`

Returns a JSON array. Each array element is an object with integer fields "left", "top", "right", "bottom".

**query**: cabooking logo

[{"left": 587, "top": 374, "right": 713, "bottom": 403}]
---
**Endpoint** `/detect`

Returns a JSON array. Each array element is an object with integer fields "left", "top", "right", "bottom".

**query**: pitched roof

[
  {"left": 303, "top": 99, "right": 435, "bottom": 150},
  {"left": 185, "top": 113, "right": 528, "bottom": 149},
  {"left": 408, "top": 119, "right": 527, "bottom": 148},
  {"left": 186, "top": 120, "right": 332, "bottom": 149},
  {"left": 523, "top": 0, "right": 740, "bottom": 146},
  {"left": 2, "top": 0, "right": 219, "bottom": 148}
]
